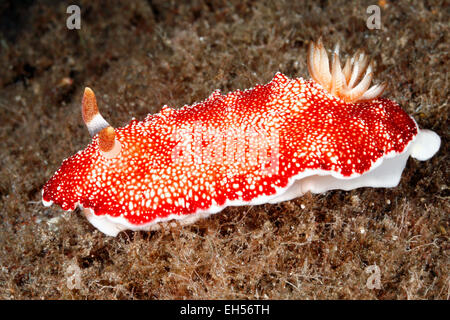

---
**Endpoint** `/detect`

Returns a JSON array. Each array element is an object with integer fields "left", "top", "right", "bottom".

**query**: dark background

[{"left": 0, "top": 0, "right": 447, "bottom": 299}]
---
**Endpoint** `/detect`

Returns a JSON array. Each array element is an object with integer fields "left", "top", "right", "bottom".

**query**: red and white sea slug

[{"left": 42, "top": 39, "right": 441, "bottom": 236}]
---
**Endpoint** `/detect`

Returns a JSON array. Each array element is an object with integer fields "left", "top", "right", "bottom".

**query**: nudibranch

[{"left": 42, "top": 39, "right": 441, "bottom": 236}]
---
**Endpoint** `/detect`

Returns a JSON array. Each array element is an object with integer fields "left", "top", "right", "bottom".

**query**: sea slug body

[{"left": 42, "top": 39, "right": 441, "bottom": 236}]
